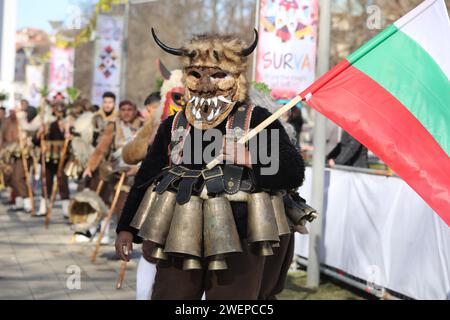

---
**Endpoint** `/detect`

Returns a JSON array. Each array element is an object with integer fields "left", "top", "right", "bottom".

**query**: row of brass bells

[
  {"left": 165, "top": 196, "right": 203, "bottom": 270},
  {"left": 137, "top": 190, "right": 177, "bottom": 261},
  {"left": 247, "top": 192, "right": 280, "bottom": 256},
  {"left": 203, "top": 197, "right": 242, "bottom": 271}
]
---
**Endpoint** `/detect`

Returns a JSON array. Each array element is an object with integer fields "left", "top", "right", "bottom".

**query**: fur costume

[{"left": 122, "top": 61, "right": 185, "bottom": 165}]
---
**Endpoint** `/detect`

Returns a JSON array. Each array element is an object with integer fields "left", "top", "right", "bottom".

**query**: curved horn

[
  {"left": 157, "top": 59, "right": 172, "bottom": 80},
  {"left": 151, "top": 28, "right": 184, "bottom": 56},
  {"left": 241, "top": 29, "right": 259, "bottom": 57}
]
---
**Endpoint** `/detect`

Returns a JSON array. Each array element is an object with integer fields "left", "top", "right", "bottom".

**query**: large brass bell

[
  {"left": 164, "top": 196, "right": 203, "bottom": 270},
  {"left": 204, "top": 197, "right": 242, "bottom": 271},
  {"left": 138, "top": 191, "right": 177, "bottom": 260},
  {"left": 271, "top": 193, "right": 291, "bottom": 237},
  {"left": 247, "top": 192, "right": 280, "bottom": 256},
  {"left": 285, "top": 201, "right": 318, "bottom": 231},
  {"left": 130, "top": 185, "right": 157, "bottom": 230}
]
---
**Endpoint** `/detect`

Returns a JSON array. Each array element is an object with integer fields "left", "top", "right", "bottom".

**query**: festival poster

[
  {"left": 91, "top": 14, "right": 124, "bottom": 106},
  {"left": 49, "top": 47, "right": 75, "bottom": 98},
  {"left": 26, "top": 65, "right": 44, "bottom": 107},
  {"left": 255, "top": 0, "right": 319, "bottom": 100}
]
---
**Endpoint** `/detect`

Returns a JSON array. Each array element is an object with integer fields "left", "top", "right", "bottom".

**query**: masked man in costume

[
  {"left": 115, "top": 29, "right": 305, "bottom": 300},
  {"left": 82, "top": 100, "right": 143, "bottom": 244}
]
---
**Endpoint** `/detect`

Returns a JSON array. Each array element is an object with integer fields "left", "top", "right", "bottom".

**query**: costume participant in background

[
  {"left": 82, "top": 100, "right": 143, "bottom": 244},
  {"left": 123, "top": 60, "right": 184, "bottom": 165},
  {"left": 78, "top": 92, "right": 117, "bottom": 193},
  {"left": 64, "top": 98, "right": 97, "bottom": 180},
  {"left": 158, "top": 59, "right": 184, "bottom": 121},
  {"left": 0, "top": 109, "right": 33, "bottom": 212},
  {"left": 116, "top": 29, "right": 305, "bottom": 300},
  {"left": 33, "top": 102, "right": 71, "bottom": 217},
  {"left": 122, "top": 92, "right": 161, "bottom": 166},
  {"left": 0, "top": 99, "right": 40, "bottom": 212}
]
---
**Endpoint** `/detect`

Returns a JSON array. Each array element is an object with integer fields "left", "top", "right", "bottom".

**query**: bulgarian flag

[{"left": 300, "top": 0, "right": 450, "bottom": 226}]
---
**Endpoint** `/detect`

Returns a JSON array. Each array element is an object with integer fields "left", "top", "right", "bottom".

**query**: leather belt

[
  {"left": 202, "top": 166, "right": 224, "bottom": 195},
  {"left": 176, "top": 169, "right": 203, "bottom": 205},
  {"left": 155, "top": 166, "right": 186, "bottom": 194}
]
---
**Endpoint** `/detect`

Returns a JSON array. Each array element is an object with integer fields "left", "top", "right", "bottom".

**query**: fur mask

[
  {"left": 152, "top": 29, "right": 258, "bottom": 130},
  {"left": 158, "top": 59, "right": 185, "bottom": 122}
]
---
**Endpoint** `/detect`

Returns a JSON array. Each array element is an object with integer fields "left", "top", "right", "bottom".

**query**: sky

[{"left": 16, "top": 0, "right": 92, "bottom": 32}]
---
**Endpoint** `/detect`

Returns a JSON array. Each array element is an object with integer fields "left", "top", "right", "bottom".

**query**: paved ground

[
  {"left": 0, "top": 191, "right": 368, "bottom": 301},
  {"left": 0, "top": 194, "right": 139, "bottom": 300}
]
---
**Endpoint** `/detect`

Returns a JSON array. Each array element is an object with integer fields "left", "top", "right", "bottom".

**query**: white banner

[
  {"left": 91, "top": 14, "right": 124, "bottom": 106},
  {"left": 25, "top": 65, "right": 44, "bottom": 107},
  {"left": 297, "top": 167, "right": 450, "bottom": 300},
  {"left": 49, "top": 47, "right": 75, "bottom": 99},
  {"left": 255, "top": 0, "right": 318, "bottom": 100}
]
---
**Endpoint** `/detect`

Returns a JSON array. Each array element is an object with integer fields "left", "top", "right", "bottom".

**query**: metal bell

[
  {"left": 287, "top": 216, "right": 309, "bottom": 235},
  {"left": 247, "top": 192, "right": 280, "bottom": 256},
  {"left": 260, "top": 242, "right": 274, "bottom": 256},
  {"left": 130, "top": 185, "right": 157, "bottom": 230},
  {"left": 138, "top": 191, "right": 177, "bottom": 245},
  {"left": 164, "top": 196, "right": 203, "bottom": 265},
  {"left": 271, "top": 193, "right": 291, "bottom": 236},
  {"left": 151, "top": 245, "right": 168, "bottom": 260},
  {"left": 203, "top": 197, "right": 242, "bottom": 271},
  {"left": 183, "top": 257, "right": 202, "bottom": 271},
  {"left": 285, "top": 202, "right": 318, "bottom": 227},
  {"left": 208, "top": 254, "right": 228, "bottom": 271}
]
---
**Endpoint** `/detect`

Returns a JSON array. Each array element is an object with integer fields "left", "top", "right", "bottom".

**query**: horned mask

[{"left": 152, "top": 29, "right": 258, "bottom": 129}]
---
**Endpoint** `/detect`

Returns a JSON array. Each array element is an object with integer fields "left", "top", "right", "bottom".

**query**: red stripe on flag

[
  {"left": 300, "top": 60, "right": 351, "bottom": 97},
  {"left": 306, "top": 66, "right": 450, "bottom": 226}
]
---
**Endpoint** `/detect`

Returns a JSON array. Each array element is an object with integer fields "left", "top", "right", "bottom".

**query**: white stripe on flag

[{"left": 394, "top": 0, "right": 450, "bottom": 79}]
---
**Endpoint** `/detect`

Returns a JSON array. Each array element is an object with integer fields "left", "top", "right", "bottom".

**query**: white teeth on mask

[
  {"left": 192, "top": 106, "right": 197, "bottom": 115},
  {"left": 214, "top": 107, "right": 220, "bottom": 118},
  {"left": 200, "top": 98, "right": 205, "bottom": 106},
  {"left": 207, "top": 98, "right": 211, "bottom": 106},
  {"left": 189, "top": 96, "right": 196, "bottom": 103},
  {"left": 194, "top": 97, "right": 200, "bottom": 107},
  {"left": 212, "top": 97, "right": 218, "bottom": 108},
  {"left": 196, "top": 109, "right": 202, "bottom": 120},
  {"left": 207, "top": 110, "right": 215, "bottom": 121},
  {"left": 218, "top": 96, "right": 232, "bottom": 104}
]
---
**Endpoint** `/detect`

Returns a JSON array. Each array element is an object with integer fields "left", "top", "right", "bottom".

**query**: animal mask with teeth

[{"left": 152, "top": 29, "right": 258, "bottom": 129}]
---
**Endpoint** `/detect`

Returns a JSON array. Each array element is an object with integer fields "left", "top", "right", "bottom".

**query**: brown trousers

[
  {"left": 4, "top": 158, "right": 28, "bottom": 198},
  {"left": 151, "top": 240, "right": 266, "bottom": 300},
  {"left": 258, "top": 233, "right": 295, "bottom": 300},
  {"left": 43, "top": 162, "right": 70, "bottom": 200}
]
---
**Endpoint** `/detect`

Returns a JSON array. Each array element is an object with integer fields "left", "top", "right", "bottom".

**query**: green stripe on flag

[
  {"left": 347, "top": 25, "right": 398, "bottom": 64},
  {"left": 352, "top": 28, "right": 450, "bottom": 156}
]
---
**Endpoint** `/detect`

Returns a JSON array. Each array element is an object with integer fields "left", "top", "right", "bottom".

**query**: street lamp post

[{"left": 306, "top": 0, "right": 331, "bottom": 289}]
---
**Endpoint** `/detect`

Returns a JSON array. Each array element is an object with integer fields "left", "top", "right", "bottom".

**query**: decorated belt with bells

[{"left": 154, "top": 164, "right": 254, "bottom": 205}]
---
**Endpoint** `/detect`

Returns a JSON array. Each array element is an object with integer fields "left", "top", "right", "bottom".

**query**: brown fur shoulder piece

[{"left": 122, "top": 119, "right": 158, "bottom": 165}]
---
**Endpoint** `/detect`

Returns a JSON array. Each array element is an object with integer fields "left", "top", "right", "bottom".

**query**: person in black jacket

[
  {"left": 115, "top": 30, "right": 305, "bottom": 300},
  {"left": 327, "top": 130, "right": 368, "bottom": 168}
]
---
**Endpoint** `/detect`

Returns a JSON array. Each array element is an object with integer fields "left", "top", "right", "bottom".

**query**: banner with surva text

[
  {"left": 92, "top": 14, "right": 124, "bottom": 106},
  {"left": 255, "top": 0, "right": 318, "bottom": 100}
]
